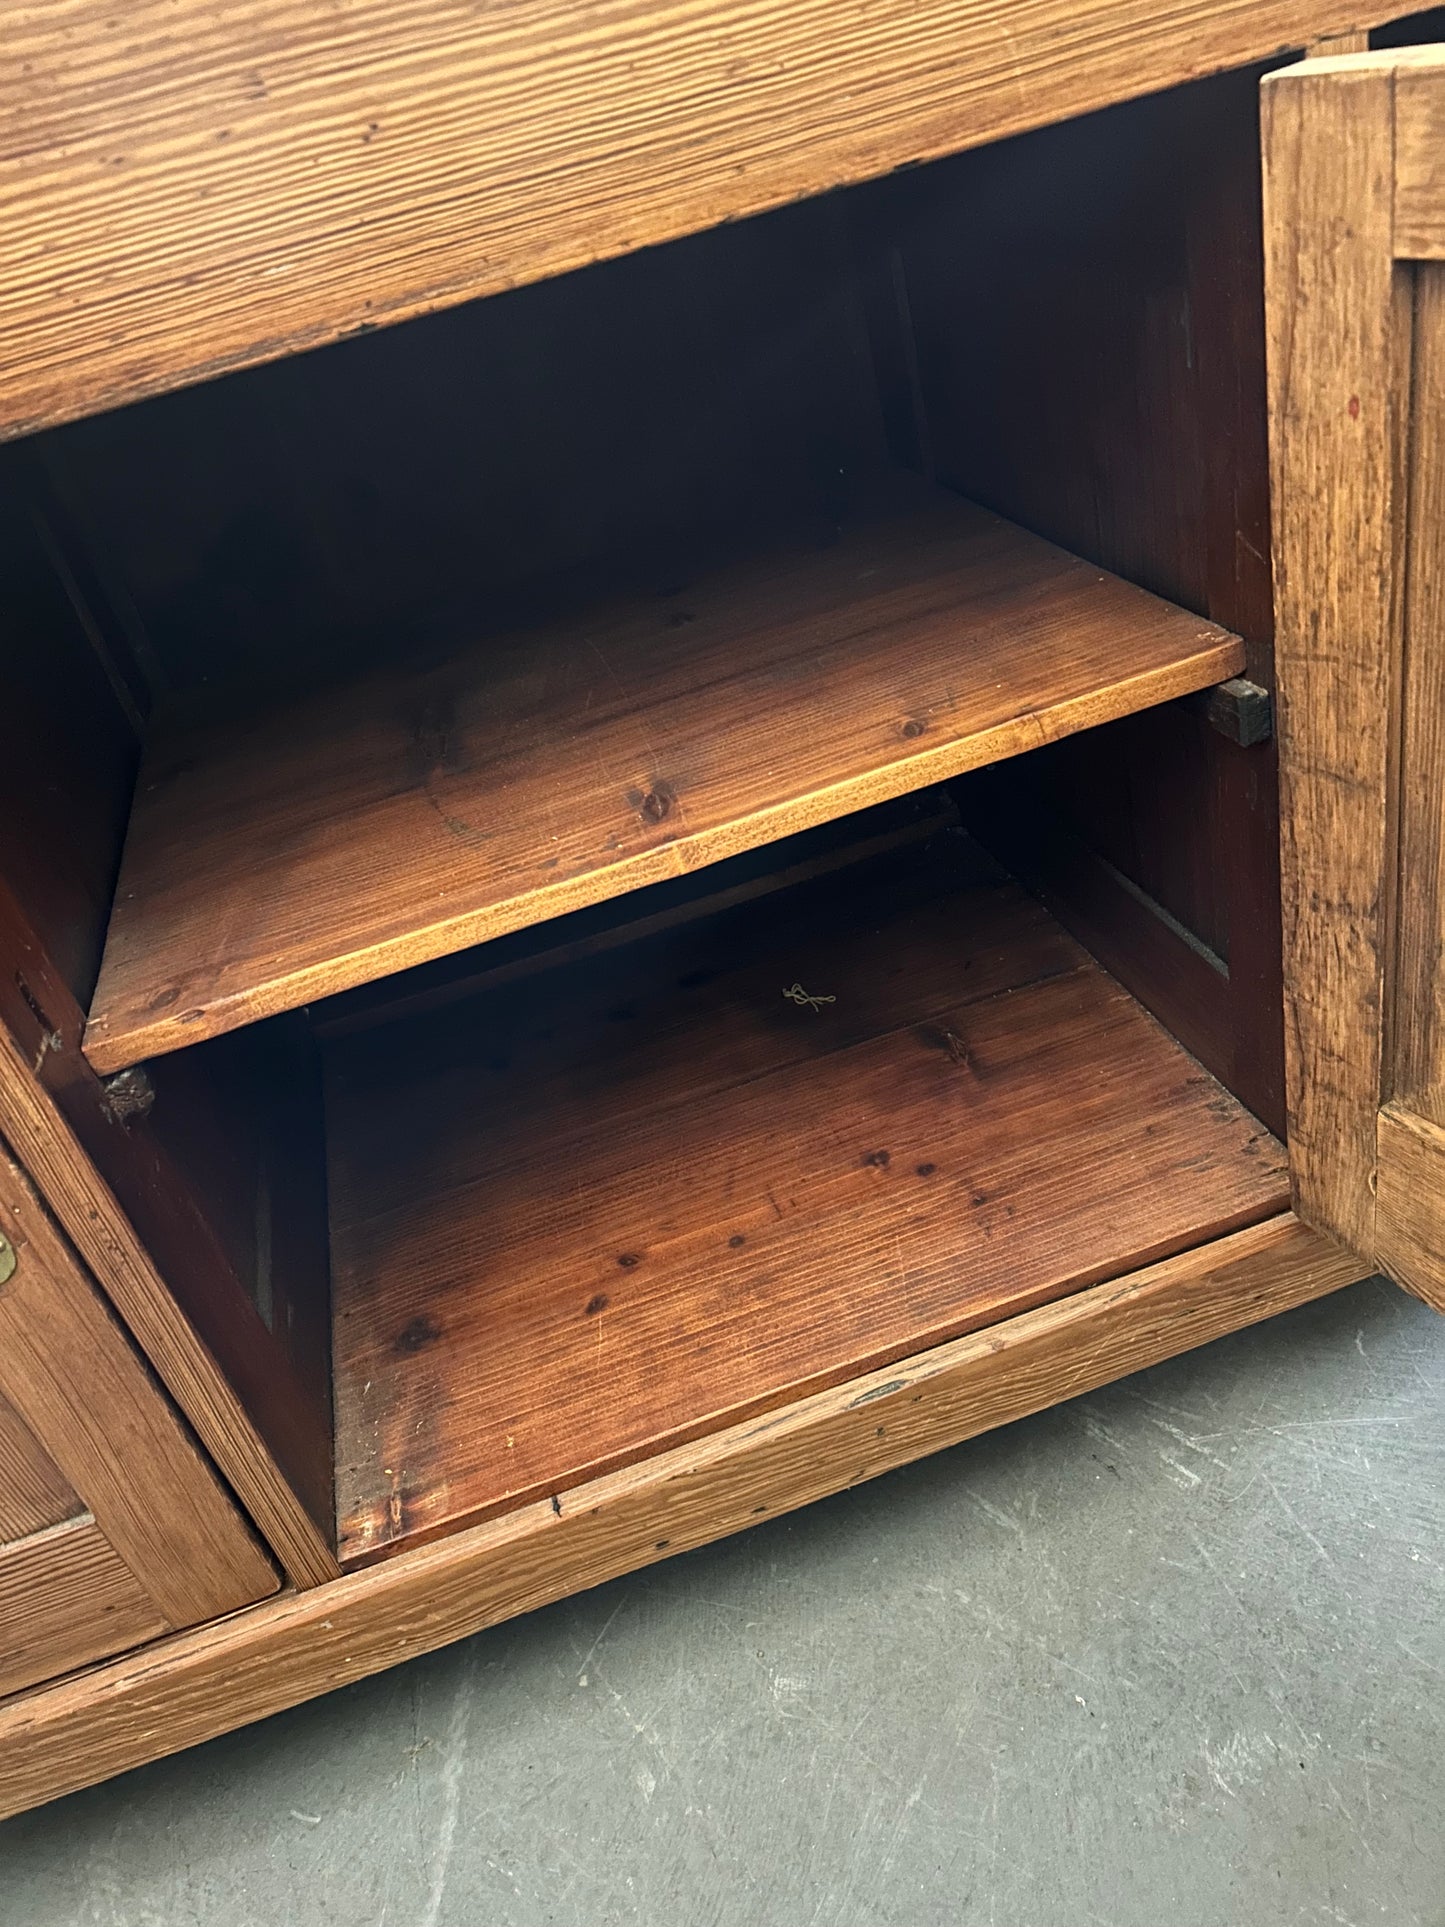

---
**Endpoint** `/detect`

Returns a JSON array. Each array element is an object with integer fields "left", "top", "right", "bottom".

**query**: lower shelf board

[{"left": 326, "top": 833, "right": 1290, "bottom": 1565}]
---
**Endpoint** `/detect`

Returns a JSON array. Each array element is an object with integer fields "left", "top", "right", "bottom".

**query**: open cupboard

[{"left": 2, "top": 9, "right": 1443, "bottom": 1816}]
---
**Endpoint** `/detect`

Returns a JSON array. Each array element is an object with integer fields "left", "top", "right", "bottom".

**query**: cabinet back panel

[{"left": 35, "top": 199, "right": 890, "bottom": 705}]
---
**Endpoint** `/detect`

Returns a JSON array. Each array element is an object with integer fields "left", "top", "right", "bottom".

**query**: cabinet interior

[{"left": 0, "top": 62, "right": 1287, "bottom": 1565}]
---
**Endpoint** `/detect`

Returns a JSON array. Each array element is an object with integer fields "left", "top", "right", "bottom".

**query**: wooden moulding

[
  {"left": 0, "top": 0, "right": 1410, "bottom": 436},
  {"left": 0, "top": 1212, "right": 1367, "bottom": 1820},
  {"left": 83, "top": 483, "right": 1242, "bottom": 1072}
]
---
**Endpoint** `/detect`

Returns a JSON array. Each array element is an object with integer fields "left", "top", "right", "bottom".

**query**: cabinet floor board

[
  {"left": 83, "top": 479, "right": 1242, "bottom": 1073},
  {"left": 327, "top": 836, "right": 1287, "bottom": 1565}
]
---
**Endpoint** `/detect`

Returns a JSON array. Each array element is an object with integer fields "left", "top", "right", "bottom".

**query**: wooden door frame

[{"left": 1264, "top": 45, "right": 1445, "bottom": 1308}]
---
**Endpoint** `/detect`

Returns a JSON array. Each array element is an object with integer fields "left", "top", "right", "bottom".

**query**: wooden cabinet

[
  {"left": 0, "top": 1, "right": 1438, "bottom": 1822},
  {"left": 0, "top": 1140, "right": 277, "bottom": 1698}
]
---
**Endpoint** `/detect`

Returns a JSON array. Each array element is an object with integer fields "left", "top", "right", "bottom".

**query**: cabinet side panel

[
  {"left": 0, "top": 459, "right": 337, "bottom": 1579},
  {"left": 891, "top": 68, "right": 1285, "bottom": 1129}
]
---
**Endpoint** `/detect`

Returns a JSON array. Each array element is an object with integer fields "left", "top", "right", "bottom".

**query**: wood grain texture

[
  {"left": 0, "top": 1028, "right": 337, "bottom": 1589},
  {"left": 0, "top": 1212, "right": 1367, "bottom": 1818},
  {"left": 1391, "top": 265, "right": 1445, "bottom": 1118},
  {"left": 1375, "top": 1104, "right": 1445, "bottom": 1310},
  {"left": 1, "top": 880, "right": 337, "bottom": 1574},
  {"left": 0, "top": 459, "right": 337, "bottom": 1569},
  {"left": 1395, "top": 52, "right": 1445, "bottom": 256},
  {"left": 328, "top": 836, "right": 1288, "bottom": 1562},
  {"left": 1262, "top": 55, "right": 1405, "bottom": 1254},
  {"left": 889, "top": 66, "right": 1286, "bottom": 1134},
  {"left": 0, "top": 1518, "right": 165, "bottom": 1701},
  {"left": 1306, "top": 29, "right": 1372, "bottom": 53},
  {"left": 0, "top": 1394, "right": 81, "bottom": 1545},
  {"left": 0, "top": 1141, "right": 278, "bottom": 1626},
  {"left": 84, "top": 482, "right": 1243, "bottom": 1072},
  {"left": 0, "top": 0, "right": 1407, "bottom": 438},
  {"left": 957, "top": 761, "right": 1237, "bottom": 1094}
]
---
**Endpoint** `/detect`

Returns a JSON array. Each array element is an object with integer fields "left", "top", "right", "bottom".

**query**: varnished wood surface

[
  {"left": 1262, "top": 55, "right": 1404, "bottom": 1256},
  {"left": 0, "top": 1, "right": 1403, "bottom": 438},
  {"left": 0, "top": 1142, "right": 278, "bottom": 1627},
  {"left": 0, "top": 1213, "right": 1367, "bottom": 1817},
  {"left": 0, "top": 1518, "right": 165, "bottom": 1701},
  {"left": 84, "top": 483, "right": 1242, "bottom": 1072},
  {"left": 328, "top": 835, "right": 1288, "bottom": 1563},
  {"left": 0, "top": 888, "right": 340, "bottom": 1587},
  {"left": 0, "top": 1393, "right": 79, "bottom": 1545}
]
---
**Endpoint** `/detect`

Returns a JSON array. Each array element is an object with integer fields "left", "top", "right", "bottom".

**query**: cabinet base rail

[{"left": 0, "top": 1210, "right": 1366, "bottom": 1821}]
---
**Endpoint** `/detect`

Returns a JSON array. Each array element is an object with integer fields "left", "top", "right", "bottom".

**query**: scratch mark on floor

[{"left": 419, "top": 1647, "right": 479, "bottom": 1927}]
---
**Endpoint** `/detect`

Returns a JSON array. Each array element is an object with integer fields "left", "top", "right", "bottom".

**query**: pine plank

[
  {"left": 84, "top": 484, "right": 1242, "bottom": 1073},
  {"left": 0, "top": 1518, "right": 165, "bottom": 1701},
  {"left": 1262, "top": 56, "right": 1405, "bottom": 1255},
  {"left": 0, "top": 1143, "right": 280, "bottom": 1625},
  {"left": 0, "top": 0, "right": 1404, "bottom": 436},
  {"left": 327, "top": 841, "right": 1289, "bottom": 1563},
  {"left": 0, "top": 1394, "right": 81, "bottom": 1545}
]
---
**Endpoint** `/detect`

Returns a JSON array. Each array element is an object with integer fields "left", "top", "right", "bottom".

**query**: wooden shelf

[
  {"left": 84, "top": 481, "right": 1242, "bottom": 1073},
  {"left": 325, "top": 832, "right": 1288, "bottom": 1566}
]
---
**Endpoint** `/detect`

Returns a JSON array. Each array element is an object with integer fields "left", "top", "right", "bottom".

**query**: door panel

[
  {"left": 1263, "top": 47, "right": 1445, "bottom": 1309},
  {"left": 0, "top": 1138, "right": 278, "bottom": 1698},
  {"left": 0, "top": 1391, "right": 79, "bottom": 1543},
  {"left": 0, "top": 1520, "right": 165, "bottom": 1699}
]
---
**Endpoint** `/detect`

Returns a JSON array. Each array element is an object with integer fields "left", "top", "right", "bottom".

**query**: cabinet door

[
  {"left": 1265, "top": 47, "right": 1445, "bottom": 1309},
  {"left": 0, "top": 1138, "right": 277, "bottom": 1697}
]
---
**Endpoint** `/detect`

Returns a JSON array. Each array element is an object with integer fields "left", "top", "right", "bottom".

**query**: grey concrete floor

[{"left": 2, "top": 1274, "right": 1442, "bottom": 1927}]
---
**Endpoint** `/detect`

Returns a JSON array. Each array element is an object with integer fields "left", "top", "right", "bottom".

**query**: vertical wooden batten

[{"left": 1262, "top": 53, "right": 1405, "bottom": 1254}]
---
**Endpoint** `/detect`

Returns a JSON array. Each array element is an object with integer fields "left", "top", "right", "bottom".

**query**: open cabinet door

[{"left": 1265, "top": 47, "right": 1445, "bottom": 1310}]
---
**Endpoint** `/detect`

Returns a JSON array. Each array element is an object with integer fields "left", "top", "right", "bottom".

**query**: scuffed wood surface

[
  {"left": 0, "top": 1, "right": 1405, "bottom": 435},
  {"left": 1262, "top": 55, "right": 1403, "bottom": 1256}
]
